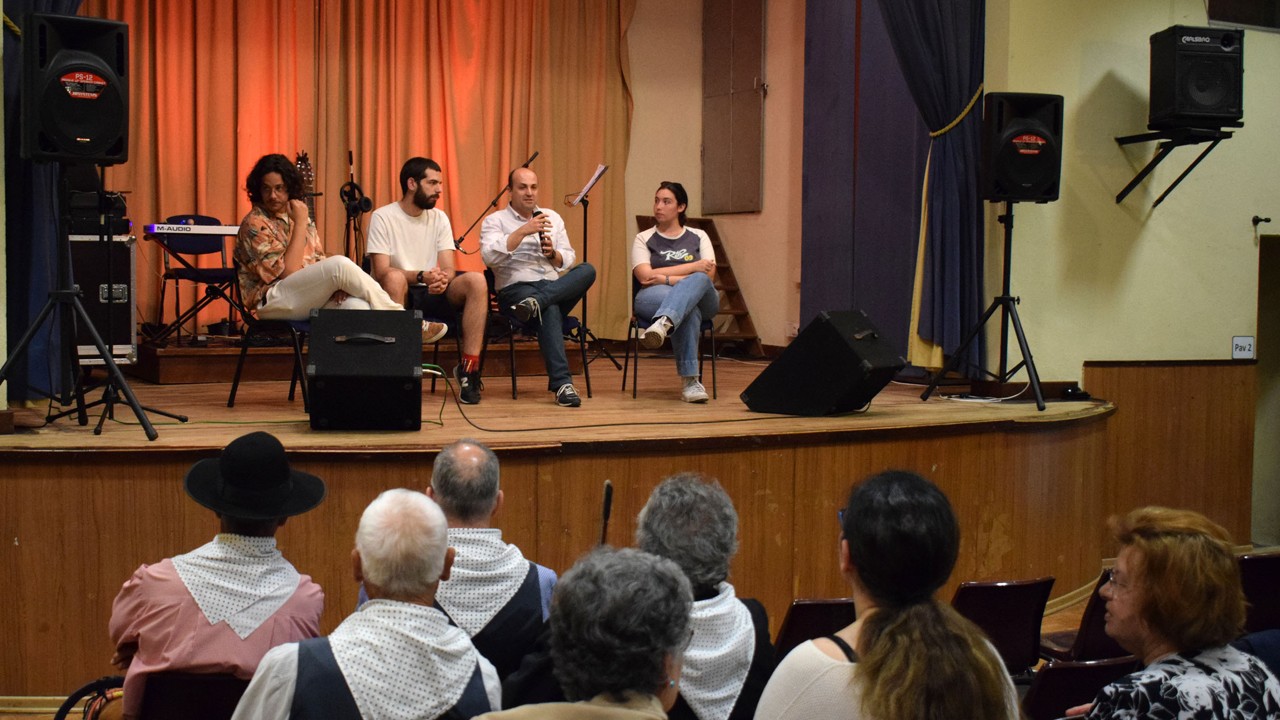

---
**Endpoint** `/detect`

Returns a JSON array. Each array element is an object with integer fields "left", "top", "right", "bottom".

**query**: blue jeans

[
  {"left": 497, "top": 263, "right": 596, "bottom": 390},
  {"left": 634, "top": 272, "right": 719, "bottom": 378}
]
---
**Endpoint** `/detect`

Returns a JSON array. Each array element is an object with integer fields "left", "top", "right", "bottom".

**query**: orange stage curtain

[{"left": 82, "top": 0, "right": 635, "bottom": 338}]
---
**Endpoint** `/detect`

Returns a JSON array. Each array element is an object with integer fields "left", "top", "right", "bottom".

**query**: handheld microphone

[
  {"left": 522, "top": 150, "right": 539, "bottom": 168},
  {"left": 531, "top": 209, "right": 552, "bottom": 254}
]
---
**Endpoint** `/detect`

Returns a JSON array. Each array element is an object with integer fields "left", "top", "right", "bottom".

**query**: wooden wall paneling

[
  {"left": 1084, "top": 361, "right": 1256, "bottom": 542},
  {"left": 538, "top": 448, "right": 796, "bottom": 635}
]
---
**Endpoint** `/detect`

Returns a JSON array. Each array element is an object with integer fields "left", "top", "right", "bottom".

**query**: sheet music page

[{"left": 569, "top": 164, "right": 609, "bottom": 207}]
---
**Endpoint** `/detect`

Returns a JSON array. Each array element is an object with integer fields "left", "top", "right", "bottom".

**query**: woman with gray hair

[
  {"left": 635, "top": 473, "right": 775, "bottom": 720},
  {"left": 477, "top": 546, "right": 693, "bottom": 718}
]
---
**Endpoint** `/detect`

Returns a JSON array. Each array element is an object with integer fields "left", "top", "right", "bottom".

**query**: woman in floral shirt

[{"left": 1070, "top": 507, "right": 1280, "bottom": 719}]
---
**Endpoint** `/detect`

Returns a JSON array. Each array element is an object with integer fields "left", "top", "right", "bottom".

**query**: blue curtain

[
  {"left": 875, "top": 0, "right": 986, "bottom": 377},
  {"left": 3, "top": 0, "right": 83, "bottom": 402}
]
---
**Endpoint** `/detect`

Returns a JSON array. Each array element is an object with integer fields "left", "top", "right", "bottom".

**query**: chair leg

[
  {"left": 579, "top": 328, "right": 592, "bottom": 399},
  {"left": 508, "top": 327, "right": 518, "bottom": 400},
  {"left": 227, "top": 333, "right": 252, "bottom": 407},
  {"left": 632, "top": 321, "right": 640, "bottom": 399},
  {"left": 292, "top": 330, "right": 309, "bottom": 412},
  {"left": 709, "top": 325, "right": 717, "bottom": 399},
  {"left": 621, "top": 322, "right": 632, "bottom": 392},
  {"left": 430, "top": 342, "right": 440, "bottom": 393}
]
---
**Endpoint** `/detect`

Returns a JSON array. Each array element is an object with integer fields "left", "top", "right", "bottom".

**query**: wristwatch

[{"left": 417, "top": 270, "right": 425, "bottom": 284}]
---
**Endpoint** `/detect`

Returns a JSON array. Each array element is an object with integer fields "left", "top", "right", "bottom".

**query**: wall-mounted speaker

[
  {"left": 980, "top": 92, "right": 1064, "bottom": 203},
  {"left": 740, "top": 310, "right": 905, "bottom": 416},
  {"left": 21, "top": 13, "right": 129, "bottom": 165},
  {"left": 1149, "top": 25, "right": 1243, "bottom": 130}
]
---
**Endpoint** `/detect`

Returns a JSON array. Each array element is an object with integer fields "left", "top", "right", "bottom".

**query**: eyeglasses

[{"left": 1104, "top": 568, "right": 1132, "bottom": 594}]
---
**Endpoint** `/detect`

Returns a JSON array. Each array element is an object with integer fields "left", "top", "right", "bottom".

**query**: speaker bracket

[{"left": 1114, "top": 124, "right": 1239, "bottom": 207}]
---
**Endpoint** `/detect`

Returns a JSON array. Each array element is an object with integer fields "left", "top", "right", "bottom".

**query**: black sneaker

[
  {"left": 453, "top": 365, "right": 482, "bottom": 405},
  {"left": 512, "top": 297, "right": 541, "bottom": 324},
  {"left": 555, "top": 383, "right": 582, "bottom": 407}
]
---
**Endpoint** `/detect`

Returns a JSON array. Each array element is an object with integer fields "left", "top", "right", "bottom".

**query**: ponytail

[{"left": 856, "top": 601, "right": 1012, "bottom": 720}]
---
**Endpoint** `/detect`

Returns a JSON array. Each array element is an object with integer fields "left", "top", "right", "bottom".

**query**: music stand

[{"left": 565, "top": 164, "right": 620, "bottom": 370}]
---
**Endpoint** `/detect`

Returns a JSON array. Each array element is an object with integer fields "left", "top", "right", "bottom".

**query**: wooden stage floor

[{"left": 0, "top": 357, "right": 1108, "bottom": 452}]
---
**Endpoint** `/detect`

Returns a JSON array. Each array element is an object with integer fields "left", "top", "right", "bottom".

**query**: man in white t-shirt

[{"left": 367, "top": 158, "right": 489, "bottom": 404}]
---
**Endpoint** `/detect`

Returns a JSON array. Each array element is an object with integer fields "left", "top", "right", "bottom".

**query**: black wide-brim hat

[{"left": 184, "top": 431, "right": 326, "bottom": 520}]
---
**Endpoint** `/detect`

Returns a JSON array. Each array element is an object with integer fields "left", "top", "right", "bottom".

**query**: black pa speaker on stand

[
  {"left": 1148, "top": 25, "right": 1243, "bottom": 130},
  {"left": 740, "top": 310, "right": 905, "bottom": 416},
  {"left": 21, "top": 13, "right": 129, "bottom": 165},
  {"left": 307, "top": 310, "right": 424, "bottom": 431},
  {"left": 981, "top": 92, "right": 1063, "bottom": 203}
]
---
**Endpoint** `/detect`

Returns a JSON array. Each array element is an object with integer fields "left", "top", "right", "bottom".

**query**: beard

[{"left": 413, "top": 187, "right": 439, "bottom": 210}]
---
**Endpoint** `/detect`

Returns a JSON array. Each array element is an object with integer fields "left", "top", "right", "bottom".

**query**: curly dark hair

[
  {"left": 245, "top": 153, "right": 303, "bottom": 205},
  {"left": 551, "top": 547, "right": 692, "bottom": 702}
]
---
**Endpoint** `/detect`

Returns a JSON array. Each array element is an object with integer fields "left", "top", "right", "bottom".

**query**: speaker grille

[{"left": 1149, "top": 25, "right": 1243, "bottom": 130}]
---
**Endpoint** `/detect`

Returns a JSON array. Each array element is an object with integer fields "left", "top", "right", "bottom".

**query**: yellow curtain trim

[
  {"left": 4, "top": 13, "right": 21, "bottom": 36},
  {"left": 929, "top": 82, "right": 983, "bottom": 138}
]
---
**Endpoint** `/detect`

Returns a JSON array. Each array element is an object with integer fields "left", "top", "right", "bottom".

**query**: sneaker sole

[
  {"left": 640, "top": 331, "right": 665, "bottom": 349},
  {"left": 556, "top": 396, "right": 581, "bottom": 407},
  {"left": 683, "top": 394, "right": 710, "bottom": 403}
]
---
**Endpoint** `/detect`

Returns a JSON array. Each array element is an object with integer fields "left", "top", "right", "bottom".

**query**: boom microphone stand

[
  {"left": 919, "top": 201, "right": 1045, "bottom": 411},
  {"left": 454, "top": 151, "right": 539, "bottom": 252}
]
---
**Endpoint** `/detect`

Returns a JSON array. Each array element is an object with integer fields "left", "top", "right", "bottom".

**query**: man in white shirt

[
  {"left": 367, "top": 158, "right": 489, "bottom": 404},
  {"left": 232, "top": 489, "right": 501, "bottom": 720},
  {"left": 480, "top": 167, "right": 595, "bottom": 407}
]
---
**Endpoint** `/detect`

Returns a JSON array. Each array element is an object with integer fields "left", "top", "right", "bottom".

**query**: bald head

[
  {"left": 430, "top": 439, "right": 501, "bottom": 525},
  {"left": 508, "top": 167, "right": 539, "bottom": 215}
]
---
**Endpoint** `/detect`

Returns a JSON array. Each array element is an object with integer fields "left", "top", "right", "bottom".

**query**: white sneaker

[
  {"left": 681, "top": 378, "right": 709, "bottom": 403},
  {"left": 641, "top": 316, "right": 674, "bottom": 349}
]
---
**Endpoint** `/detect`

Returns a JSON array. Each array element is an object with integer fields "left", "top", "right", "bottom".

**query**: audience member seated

[
  {"left": 476, "top": 547, "right": 693, "bottom": 719},
  {"left": 233, "top": 489, "right": 500, "bottom": 719},
  {"left": 636, "top": 473, "right": 774, "bottom": 720},
  {"left": 1066, "top": 507, "right": 1280, "bottom": 718},
  {"left": 428, "top": 439, "right": 557, "bottom": 679},
  {"left": 109, "top": 432, "right": 326, "bottom": 720},
  {"left": 754, "top": 470, "right": 1019, "bottom": 719}
]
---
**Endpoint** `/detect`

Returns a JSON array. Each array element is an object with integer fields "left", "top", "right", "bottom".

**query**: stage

[{"left": 1, "top": 355, "right": 1128, "bottom": 699}]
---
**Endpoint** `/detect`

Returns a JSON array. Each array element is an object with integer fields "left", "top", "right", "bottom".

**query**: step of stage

[{"left": 129, "top": 336, "right": 588, "bottom": 385}]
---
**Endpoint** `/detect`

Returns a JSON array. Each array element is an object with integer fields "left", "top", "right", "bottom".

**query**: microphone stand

[{"left": 454, "top": 151, "right": 539, "bottom": 253}]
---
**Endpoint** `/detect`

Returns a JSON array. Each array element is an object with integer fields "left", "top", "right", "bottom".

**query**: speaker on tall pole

[{"left": 21, "top": 13, "right": 129, "bottom": 165}]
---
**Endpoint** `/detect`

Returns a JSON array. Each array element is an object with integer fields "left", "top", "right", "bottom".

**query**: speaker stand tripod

[
  {"left": 920, "top": 201, "right": 1045, "bottom": 411},
  {"left": 0, "top": 167, "right": 178, "bottom": 440}
]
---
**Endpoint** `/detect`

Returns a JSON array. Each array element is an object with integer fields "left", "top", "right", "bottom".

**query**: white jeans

[{"left": 258, "top": 256, "right": 403, "bottom": 321}]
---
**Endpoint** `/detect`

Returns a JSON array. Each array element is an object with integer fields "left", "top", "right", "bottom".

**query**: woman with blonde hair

[
  {"left": 754, "top": 470, "right": 1017, "bottom": 719},
  {"left": 1069, "top": 507, "right": 1280, "bottom": 717}
]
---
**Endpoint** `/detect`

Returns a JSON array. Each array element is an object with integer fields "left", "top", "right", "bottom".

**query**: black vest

[
  {"left": 438, "top": 562, "right": 545, "bottom": 681},
  {"left": 291, "top": 637, "right": 492, "bottom": 719}
]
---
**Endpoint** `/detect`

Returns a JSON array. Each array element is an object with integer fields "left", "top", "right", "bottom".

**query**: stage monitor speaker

[
  {"left": 21, "top": 13, "right": 129, "bottom": 165},
  {"left": 980, "top": 92, "right": 1064, "bottom": 203},
  {"left": 1149, "top": 25, "right": 1243, "bottom": 130},
  {"left": 740, "top": 310, "right": 905, "bottom": 417},
  {"left": 307, "top": 309, "right": 423, "bottom": 431}
]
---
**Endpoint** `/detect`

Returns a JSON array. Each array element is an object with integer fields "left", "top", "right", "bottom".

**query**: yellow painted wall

[{"left": 986, "top": 0, "right": 1280, "bottom": 382}]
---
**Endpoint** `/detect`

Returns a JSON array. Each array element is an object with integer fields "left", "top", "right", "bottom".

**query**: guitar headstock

[{"left": 295, "top": 151, "right": 315, "bottom": 219}]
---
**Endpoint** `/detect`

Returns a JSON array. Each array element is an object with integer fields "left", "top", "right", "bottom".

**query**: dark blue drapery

[
  {"left": 876, "top": 0, "right": 987, "bottom": 376},
  {"left": 4, "top": 0, "right": 84, "bottom": 402}
]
